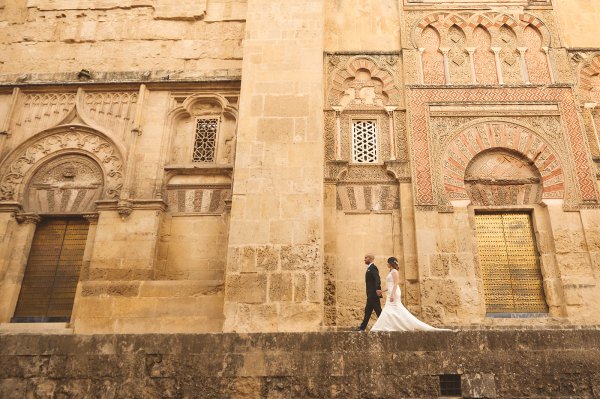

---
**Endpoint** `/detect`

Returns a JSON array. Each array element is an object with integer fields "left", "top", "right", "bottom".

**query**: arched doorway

[
  {"left": 466, "top": 150, "right": 548, "bottom": 315},
  {"left": 12, "top": 154, "right": 104, "bottom": 322}
]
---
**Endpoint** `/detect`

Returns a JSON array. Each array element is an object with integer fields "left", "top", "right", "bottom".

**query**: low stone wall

[{"left": 1, "top": 329, "right": 599, "bottom": 398}]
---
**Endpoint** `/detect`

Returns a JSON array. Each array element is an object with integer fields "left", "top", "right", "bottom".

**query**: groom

[{"left": 357, "top": 253, "right": 382, "bottom": 331}]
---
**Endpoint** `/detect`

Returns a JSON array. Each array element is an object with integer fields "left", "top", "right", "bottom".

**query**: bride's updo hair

[{"left": 387, "top": 257, "right": 399, "bottom": 270}]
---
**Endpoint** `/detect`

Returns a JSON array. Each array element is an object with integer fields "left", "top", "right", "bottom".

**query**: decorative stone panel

[
  {"left": 24, "top": 154, "right": 104, "bottom": 214},
  {"left": 407, "top": 87, "right": 598, "bottom": 207},
  {"left": 336, "top": 184, "right": 399, "bottom": 212},
  {"left": 442, "top": 122, "right": 564, "bottom": 201},
  {"left": 464, "top": 150, "right": 544, "bottom": 206},
  {"left": 11, "top": 90, "right": 138, "bottom": 140},
  {"left": 412, "top": 12, "right": 553, "bottom": 86},
  {"left": 166, "top": 186, "right": 231, "bottom": 214},
  {"left": 326, "top": 54, "right": 402, "bottom": 109},
  {"left": 0, "top": 128, "right": 124, "bottom": 202}
]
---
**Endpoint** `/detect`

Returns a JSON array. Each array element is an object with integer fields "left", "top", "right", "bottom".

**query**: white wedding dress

[{"left": 371, "top": 269, "right": 446, "bottom": 332}]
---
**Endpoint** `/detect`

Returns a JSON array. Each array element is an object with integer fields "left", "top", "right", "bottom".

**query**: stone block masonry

[{"left": 1, "top": 329, "right": 600, "bottom": 398}]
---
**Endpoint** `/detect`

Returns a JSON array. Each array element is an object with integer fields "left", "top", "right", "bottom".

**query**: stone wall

[
  {"left": 222, "top": 0, "right": 325, "bottom": 332},
  {"left": 1, "top": 329, "right": 600, "bottom": 398},
  {"left": 0, "top": 0, "right": 245, "bottom": 79}
]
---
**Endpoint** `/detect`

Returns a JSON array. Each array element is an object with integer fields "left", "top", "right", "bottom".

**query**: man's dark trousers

[
  {"left": 359, "top": 263, "right": 382, "bottom": 330},
  {"left": 359, "top": 297, "right": 382, "bottom": 330}
]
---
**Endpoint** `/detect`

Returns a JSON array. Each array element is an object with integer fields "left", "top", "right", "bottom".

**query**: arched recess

[
  {"left": 440, "top": 121, "right": 566, "bottom": 205},
  {"left": 498, "top": 24, "right": 522, "bottom": 84},
  {"left": 0, "top": 126, "right": 124, "bottom": 204},
  {"left": 24, "top": 154, "right": 105, "bottom": 214},
  {"left": 523, "top": 24, "right": 551, "bottom": 84},
  {"left": 472, "top": 25, "right": 497, "bottom": 85},
  {"left": 420, "top": 25, "right": 445, "bottom": 85},
  {"left": 447, "top": 24, "right": 470, "bottom": 85},
  {"left": 464, "top": 149, "right": 543, "bottom": 206},
  {"left": 167, "top": 93, "right": 238, "bottom": 165}
]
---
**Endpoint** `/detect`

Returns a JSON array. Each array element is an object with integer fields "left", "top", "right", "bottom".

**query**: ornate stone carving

[
  {"left": 25, "top": 154, "right": 104, "bottom": 214},
  {"left": 411, "top": 12, "right": 552, "bottom": 87},
  {"left": 421, "top": 26, "right": 445, "bottom": 85},
  {"left": 326, "top": 55, "right": 402, "bottom": 108},
  {"left": 447, "top": 25, "right": 471, "bottom": 85},
  {"left": 408, "top": 87, "right": 598, "bottom": 206},
  {"left": 473, "top": 26, "right": 497, "bottom": 85},
  {"left": 14, "top": 212, "right": 41, "bottom": 224},
  {"left": 498, "top": 25, "right": 522, "bottom": 84},
  {"left": 166, "top": 186, "right": 232, "bottom": 214},
  {"left": 523, "top": 25, "right": 551, "bottom": 84},
  {"left": 82, "top": 91, "right": 138, "bottom": 139},
  {"left": 0, "top": 128, "right": 123, "bottom": 202},
  {"left": 117, "top": 199, "right": 133, "bottom": 219},
  {"left": 441, "top": 122, "right": 565, "bottom": 202},
  {"left": 11, "top": 90, "right": 139, "bottom": 140},
  {"left": 13, "top": 92, "right": 76, "bottom": 136},
  {"left": 336, "top": 184, "right": 399, "bottom": 212},
  {"left": 464, "top": 150, "right": 543, "bottom": 206}
]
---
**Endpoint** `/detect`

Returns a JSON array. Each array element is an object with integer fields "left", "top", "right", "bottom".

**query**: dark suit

[{"left": 359, "top": 263, "right": 382, "bottom": 330}]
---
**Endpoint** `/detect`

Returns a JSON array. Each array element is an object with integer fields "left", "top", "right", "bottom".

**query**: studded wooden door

[
  {"left": 475, "top": 213, "right": 547, "bottom": 314},
  {"left": 12, "top": 219, "right": 89, "bottom": 322}
]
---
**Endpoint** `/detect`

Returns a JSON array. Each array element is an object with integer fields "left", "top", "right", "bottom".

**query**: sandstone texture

[{"left": 1, "top": 329, "right": 600, "bottom": 398}]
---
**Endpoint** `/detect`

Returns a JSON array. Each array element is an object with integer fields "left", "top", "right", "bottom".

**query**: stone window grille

[
  {"left": 192, "top": 117, "right": 219, "bottom": 162},
  {"left": 352, "top": 120, "right": 378, "bottom": 163}
]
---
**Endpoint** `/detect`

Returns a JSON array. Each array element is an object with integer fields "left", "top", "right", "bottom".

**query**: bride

[{"left": 371, "top": 257, "right": 447, "bottom": 332}]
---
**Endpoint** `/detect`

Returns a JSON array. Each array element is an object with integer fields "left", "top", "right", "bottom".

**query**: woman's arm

[{"left": 390, "top": 269, "right": 400, "bottom": 302}]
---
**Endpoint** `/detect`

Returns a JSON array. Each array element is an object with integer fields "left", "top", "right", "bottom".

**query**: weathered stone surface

[{"left": 0, "top": 330, "right": 599, "bottom": 398}]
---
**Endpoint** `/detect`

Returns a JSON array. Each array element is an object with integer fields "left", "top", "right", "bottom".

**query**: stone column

[
  {"left": 223, "top": 0, "right": 325, "bottom": 332},
  {"left": 440, "top": 47, "right": 451, "bottom": 85},
  {"left": 491, "top": 47, "right": 503, "bottom": 85},
  {"left": 517, "top": 47, "right": 530, "bottom": 84}
]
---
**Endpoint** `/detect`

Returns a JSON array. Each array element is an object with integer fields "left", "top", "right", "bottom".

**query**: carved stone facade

[{"left": 0, "top": 0, "right": 600, "bottom": 338}]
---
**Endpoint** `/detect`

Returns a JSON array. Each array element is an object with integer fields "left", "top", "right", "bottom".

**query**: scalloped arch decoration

[
  {"left": 413, "top": 12, "right": 550, "bottom": 48},
  {"left": 328, "top": 56, "right": 401, "bottom": 107}
]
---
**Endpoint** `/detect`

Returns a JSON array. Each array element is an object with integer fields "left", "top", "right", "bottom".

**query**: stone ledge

[
  {"left": 0, "top": 323, "right": 73, "bottom": 335},
  {"left": 0, "top": 329, "right": 599, "bottom": 398}
]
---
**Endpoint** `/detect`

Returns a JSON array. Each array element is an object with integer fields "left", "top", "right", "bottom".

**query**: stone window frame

[
  {"left": 192, "top": 116, "right": 220, "bottom": 163},
  {"left": 349, "top": 117, "right": 382, "bottom": 165}
]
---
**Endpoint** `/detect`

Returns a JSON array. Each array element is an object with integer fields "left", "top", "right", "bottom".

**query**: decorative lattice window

[
  {"left": 192, "top": 118, "right": 218, "bottom": 162},
  {"left": 352, "top": 120, "right": 378, "bottom": 163}
]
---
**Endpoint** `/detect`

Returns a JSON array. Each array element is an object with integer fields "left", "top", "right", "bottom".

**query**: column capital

[
  {"left": 82, "top": 213, "right": 100, "bottom": 225},
  {"left": 15, "top": 213, "right": 41, "bottom": 225}
]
